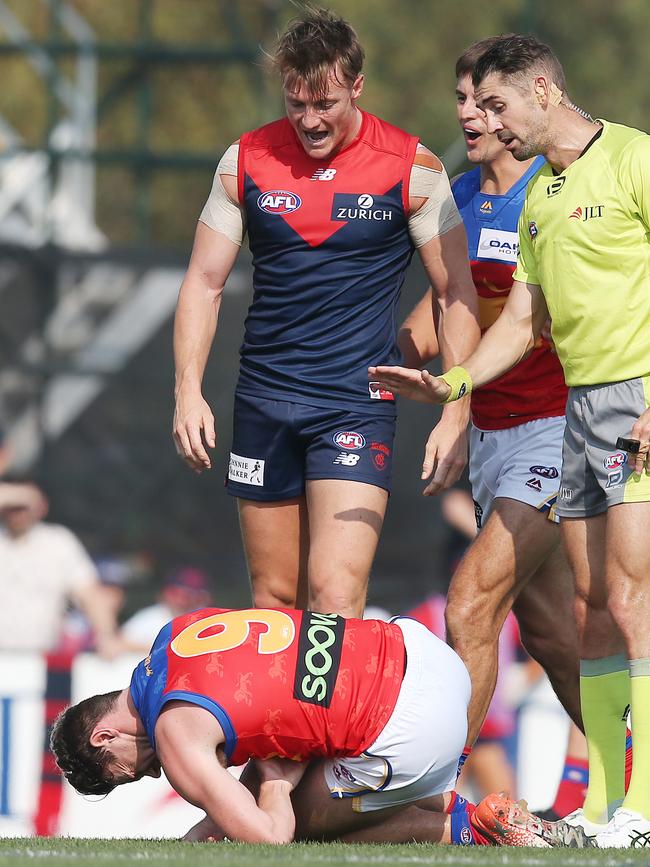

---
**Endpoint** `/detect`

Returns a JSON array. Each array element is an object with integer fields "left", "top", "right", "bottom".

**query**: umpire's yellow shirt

[{"left": 514, "top": 120, "right": 650, "bottom": 387}]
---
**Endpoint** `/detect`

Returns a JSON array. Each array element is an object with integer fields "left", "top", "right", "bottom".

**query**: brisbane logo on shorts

[
  {"left": 333, "top": 430, "right": 366, "bottom": 450},
  {"left": 257, "top": 190, "right": 302, "bottom": 214}
]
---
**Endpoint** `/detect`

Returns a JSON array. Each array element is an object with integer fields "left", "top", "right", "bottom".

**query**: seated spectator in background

[
  {"left": 58, "top": 557, "right": 130, "bottom": 655},
  {"left": 119, "top": 566, "right": 212, "bottom": 652},
  {"left": 0, "top": 482, "right": 121, "bottom": 657}
]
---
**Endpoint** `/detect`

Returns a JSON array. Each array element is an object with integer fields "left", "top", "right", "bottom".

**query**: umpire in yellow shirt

[{"left": 369, "top": 34, "right": 650, "bottom": 849}]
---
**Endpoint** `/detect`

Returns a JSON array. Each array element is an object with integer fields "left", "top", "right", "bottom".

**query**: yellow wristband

[{"left": 440, "top": 365, "right": 472, "bottom": 403}]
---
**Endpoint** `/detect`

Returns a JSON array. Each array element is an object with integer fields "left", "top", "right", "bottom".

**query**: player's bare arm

[
  {"left": 397, "top": 288, "right": 438, "bottom": 369},
  {"left": 173, "top": 162, "right": 242, "bottom": 473},
  {"left": 156, "top": 702, "right": 300, "bottom": 844},
  {"left": 373, "top": 145, "right": 480, "bottom": 493},
  {"left": 373, "top": 278, "right": 548, "bottom": 405}
]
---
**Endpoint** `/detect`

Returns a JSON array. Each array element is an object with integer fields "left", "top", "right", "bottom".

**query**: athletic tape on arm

[
  {"left": 408, "top": 159, "right": 463, "bottom": 248},
  {"left": 440, "top": 365, "right": 473, "bottom": 403},
  {"left": 199, "top": 142, "right": 246, "bottom": 245}
]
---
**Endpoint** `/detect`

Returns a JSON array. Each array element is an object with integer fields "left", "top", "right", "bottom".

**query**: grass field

[{"left": 2, "top": 838, "right": 650, "bottom": 867}]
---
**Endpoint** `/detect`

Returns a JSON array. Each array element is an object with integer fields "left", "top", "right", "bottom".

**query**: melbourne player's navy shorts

[{"left": 226, "top": 393, "right": 396, "bottom": 501}]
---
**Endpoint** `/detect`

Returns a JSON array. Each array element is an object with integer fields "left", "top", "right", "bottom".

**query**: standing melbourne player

[{"left": 172, "top": 8, "right": 479, "bottom": 618}]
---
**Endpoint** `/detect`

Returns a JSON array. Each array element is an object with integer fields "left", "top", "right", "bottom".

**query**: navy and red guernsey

[
  {"left": 236, "top": 111, "right": 419, "bottom": 414},
  {"left": 452, "top": 159, "right": 568, "bottom": 430}
]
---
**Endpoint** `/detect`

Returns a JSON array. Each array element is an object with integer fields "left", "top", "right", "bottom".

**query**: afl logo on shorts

[
  {"left": 333, "top": 431, "right": 366, "bottom": 450},
  {"left": 257, "top": 190, "right": 302, "bottom": 214},
  {"left": 529, "top": 465, "right": 559, "bottom": 479},
  {"left": 604, "top": 451, "right": 626, "bottom": 470}
]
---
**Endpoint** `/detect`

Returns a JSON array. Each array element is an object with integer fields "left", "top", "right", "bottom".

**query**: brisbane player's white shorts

[
  {"left": 469, "top": 416, "right": 566, "bottom": 529},
  {"left": 323, "top": 617, "right": 470, "bottom": 812}
]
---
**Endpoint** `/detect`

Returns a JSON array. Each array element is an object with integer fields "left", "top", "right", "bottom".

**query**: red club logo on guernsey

[
  {"left": 333, "top": 431, "right": 366, "bottom": 450},
  {"left": 257, "top": 190, "right": 302, "bottom": 215}
]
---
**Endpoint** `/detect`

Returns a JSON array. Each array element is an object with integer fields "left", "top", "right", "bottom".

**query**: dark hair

[
  {"left": 50, "top": 691, "right": 121, "bottom": 796},
  {"left": 455, "top": 36, "right": 515, "bottom": 79},
  {"left": 274, "top": 6, "right": 364, "bottom": 99},
  {"left": 472, "top": 34, "right": 567, "bottom": 93}
]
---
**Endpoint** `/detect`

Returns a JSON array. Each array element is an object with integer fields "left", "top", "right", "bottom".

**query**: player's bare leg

[
  {"left": 337, "top": 804, "right": 450, "bottom": 843},
  {"left": 603, "top": 502, "right": 650, "bottom": 826},
  {"left": 562, "top": 514, "right": 628, "bottom": 827},
  {"left": 306, "top": 479, "right": 388, "bottom": 617},
  {"left": 446, "top": 497, "right": 571, "bottom": 744},
  {"left": 292, "top": 761, "right": 450, "bottom": 842},
  {"left": 238, "top": 497, "right": 309, "bottom": 608},
  {"left": 513, "top": 542, "right": 583, "bottom": 728},
  {"left": 562, "top": 513, "right": 623, "bottom": 660}
]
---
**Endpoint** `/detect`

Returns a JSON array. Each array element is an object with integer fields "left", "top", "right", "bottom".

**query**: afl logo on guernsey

[
  {"left": 257, "top": 190, "right": 302, "bottom": 214},
  {"left": 333, "top": 431, "right": 366, "bottom": 450}
]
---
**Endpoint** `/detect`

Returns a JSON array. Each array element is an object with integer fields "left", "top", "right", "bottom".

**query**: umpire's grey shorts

[{"left": 556, "top": 376, "right": 650, "bottom": 518}]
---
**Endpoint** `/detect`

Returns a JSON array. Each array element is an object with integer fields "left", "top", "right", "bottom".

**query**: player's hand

[
  {"left": 172, "top": 389, "right": 216, "bottom": 473},
  {"left": 254, "top": 757, "right": 308, "bottom": 791},
  {"left": 421, "top": 412, "right": 468, "bottom": 496},
  {"left": 629, "top": 409, "right": 650, "bottom": 475},
  {"left": 368, "top": 366, "right": 451, "bottom": 404},
  {"left": 183, "top": 814, "right": 226, "bottom": 842}
]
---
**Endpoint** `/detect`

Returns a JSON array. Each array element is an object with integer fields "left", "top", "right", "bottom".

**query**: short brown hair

[
  {"left": 50, "top": 691, "right": 122, "bottom": 796},
  {"left": 472, "top": 34, "right": 567, "bottom": 94},
  {"left": 274, "top": 7, "right": 364, "bottom": 99},
  {"left": 455, "top": 36, "right": 515, "bottom": 79}
]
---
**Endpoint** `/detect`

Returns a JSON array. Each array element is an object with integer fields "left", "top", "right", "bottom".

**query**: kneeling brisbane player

[{"left": 50, "top": 605, "right": 511, "bottom": 845}]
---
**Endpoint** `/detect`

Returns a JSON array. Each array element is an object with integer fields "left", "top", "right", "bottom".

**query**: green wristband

[{"left": 440, "top": 365, "right": 473, "bottom": 403}]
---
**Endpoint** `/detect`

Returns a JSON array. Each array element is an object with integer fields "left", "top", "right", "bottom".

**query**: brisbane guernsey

[
  {"left": 452, "top": 158, "right": 567, "bottom": 429},
  {"left": 234, "top": 112, "right": 418, "bottom": 415},
  {"left": 130, "top": 607, "right": 405, "bottom": 766}
]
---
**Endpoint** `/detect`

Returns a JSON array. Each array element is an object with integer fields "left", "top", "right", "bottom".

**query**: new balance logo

[
  {"left": 333, "top": 452, "right": 360, "bottom": 466},
  {"left": 311, "top": 168, "right": 337, "bottom": 181}
]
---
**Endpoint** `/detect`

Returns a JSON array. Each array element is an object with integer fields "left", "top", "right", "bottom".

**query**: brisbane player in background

[
  {"left": 375, "top": 37, "right": 583, "bottom": 801},
  {"left": 172, "top": 7, "right": 479, "bottom": 620}
]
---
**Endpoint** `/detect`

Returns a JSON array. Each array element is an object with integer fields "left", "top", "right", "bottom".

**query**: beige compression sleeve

[
  {"left": 407, "top": 148, "right": 462, "bottom": 247},
  {"left": 199, "top": 142, "right": 246, "bottom": 245}
]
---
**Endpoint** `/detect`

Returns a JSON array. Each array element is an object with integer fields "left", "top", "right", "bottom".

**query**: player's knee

[
  {"left": 310, "top": 586, "right": 365, "bottom": 619},
  {"left": 251, "top": 576, "right": 298, "bottom": 609}
]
